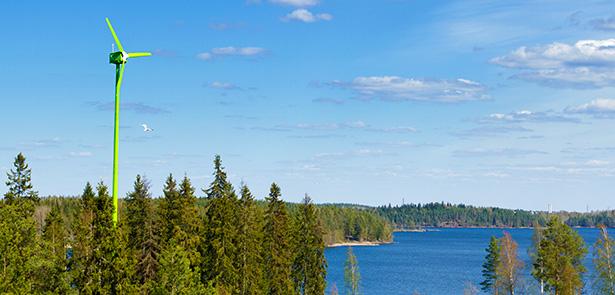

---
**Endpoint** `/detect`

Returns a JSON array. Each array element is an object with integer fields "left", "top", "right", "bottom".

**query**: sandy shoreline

[{"left": 326, "top": 241, "right": 392, "bottom": 248}]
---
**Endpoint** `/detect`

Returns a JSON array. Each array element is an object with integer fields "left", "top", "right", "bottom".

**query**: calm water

[{"left": 325, "top": 228, "right": 602, "bottom": 295}]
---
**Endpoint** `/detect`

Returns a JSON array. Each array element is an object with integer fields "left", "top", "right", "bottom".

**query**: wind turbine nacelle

[{"left": 109, "top": 51, "right": 126, "bottom": 65}]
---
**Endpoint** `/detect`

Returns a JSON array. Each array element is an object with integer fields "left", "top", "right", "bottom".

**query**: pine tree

[
  {"left": 344, "top": 246, "right": 360, "bottom": 295},
  {"left": 292, "top": 194, "right": 327, "bottom": 295},
  {"left": 237, "top": 184, "right": 264, "bottom": 295},
  {"left": 201, "top": 155, "right": 240, "bottom": 293},
  {"left": 263, "top": 182, "right": 294, "bottom": 295},
  {"left": 534, "top": 216, "right": 587, "bottom": 295},
  {"left": 125, "top": 175, "right": 160, "bottom": 288},
  {"left": 481, "top": 236, "right": 500, "bottom": 294},
  {"left": 497, "top": 232, "right": 523, "bottom": 295},
  {"left": 594, "top": 225, "right": 615, "bottom": 295}
]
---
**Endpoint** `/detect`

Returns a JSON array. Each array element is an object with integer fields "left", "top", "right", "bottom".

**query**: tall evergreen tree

[
  {"left": 344, "top": 246, "right": 360, "bottom": 295},
  {"left": 481, "top": 236, "right": 501, "bottom": 294},
  {"left": 237, "top": 184, "right": 264, "bottom": 295},
  {"left": 263, "top": 182, "right": 294, "bottom": 295},
  {"left": 125, "top": 175, "right": 160, "bottom": 288},
  {"left": 4, "top": 153, "right": 39, "bottom": 206},
  {"left": 73, "top": 182, "right": 98, "bottom": 293},
  {"left": 159, "top": 174, "right": 181, "bottom": 244},
  {"left": 534, "top": 216, "right": 587, "bottom": 295},
  {"left": 154, "top": 239, "right": 212, "bottom": 295},
  {"left": 292, "top": 194, "right": 327, "bottom": 295},
  {"left": 202, "top": 155, "right": 240, "bottom": 293},
  {"left": 497, "top": 232, "right": 523, "bottom": 295},
  {"left": 178, "top": 175, "right": 201, "bottom": 268},
  {"left": 594, "top": 225, "right": 615, "bottom": 295},
  {"left": 0, "top": 153, "right": 39, "bottom": 293}
]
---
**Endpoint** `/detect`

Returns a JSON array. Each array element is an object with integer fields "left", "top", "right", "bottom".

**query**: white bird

[{"left": 141, "top": 124, "right": 153, "bottom": 132}]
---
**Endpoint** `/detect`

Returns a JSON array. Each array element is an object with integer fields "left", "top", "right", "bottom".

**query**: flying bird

[{"left": 141, "top": 124, "right": 153, "bottom": 132}]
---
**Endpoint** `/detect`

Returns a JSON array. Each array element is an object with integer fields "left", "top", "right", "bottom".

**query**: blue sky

[{"left": 2, "top": 0, "right": 615, "bottom": 211}]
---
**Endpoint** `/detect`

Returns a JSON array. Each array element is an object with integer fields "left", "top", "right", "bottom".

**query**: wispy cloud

[
  {"left": 90, "top": 101, "right": 170, "bottom": 114},
  {"left": 208, "top": 81, "right": 241, "bottom": 90},
  {"left": 565, "top": 98, "right": 615, "bottom": 118},
  {"left": 197, "top": 47, "right": 266, "bottom": 61},
  {"left": 491, "top": 39, "right": 615, "bottom": 88},
  {"left": 273, "top": 121, "right": 417, "bottom": 133},
  {"left": 269, "top": 0, "right": 318, "bottom": 7},
  {"left": 282, "top": 9, "right": 332, "bottom": 23},
  {"left": 482, "top": 110, "right": 579, "bottom": 123},
  {"left": 589, "top": 16, "right": 615, "bottom": 31},
  {"left": 69, "top": 151, "right": 93, "bottom": 158},
  {"left": 312, "top": 98, "right": 346, "bottom": 105},
  {"left": 330, "top": 76, "right": 489, "bottom": 102},
  {"left": 453, "top": 148, "right": 547, "bottom": 158},
  {"left": 454, "top": 126, "right": 532, "bottom": 138}
]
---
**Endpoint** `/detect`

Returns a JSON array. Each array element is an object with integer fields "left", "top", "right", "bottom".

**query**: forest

[
  {"left": 0, "top": 153, "right": 389, "bottom": 294},
  {"left": 377, "top": 202, "right": 615, "bottom": 229}
]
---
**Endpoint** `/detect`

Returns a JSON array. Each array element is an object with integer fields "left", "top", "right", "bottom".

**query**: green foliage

[
  {"left": 533, "top": 216, "right": 587, "bottom": 295},
  {"left": 153, "top": 240, "right": 213, "bottom": 295},
  {"left": 480, "top": 236, "right": 500, "bottom": 293},
  {"left": 4, "top": 152, "right": 39, "bottom": 205},
  {"left": 317, "top": 204, "right": 392, "bottom": 245},
  {"left": 293, "top": 194, "right": 327, "bottom": 295},
  {"left": 34, "top": 205, "right": 72, "bottom": 293},
  {"left": 378, "top": 202, "right": 546, "bottom": 228},
  {"left": 264, "top": 183, "right": 294, "bottom": 294},
  {"left": 237, "top": 184, "right": 265, "bottom": 295},
  {"left": 593, "top": 225, "right": 615, "bottom": 295},
  {"left": 201, "top": 155, "right": 240, "bottom": 293},
  {"left": 344, "top": 246, "right": 360, "bottom": 295}
]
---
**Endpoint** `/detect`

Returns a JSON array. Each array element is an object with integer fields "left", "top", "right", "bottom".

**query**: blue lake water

[{"left": 325, "top": 228, "right": 603, "bottom": 294}]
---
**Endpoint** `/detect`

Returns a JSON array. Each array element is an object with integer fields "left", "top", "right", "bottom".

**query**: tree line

[
  {"left": 1, "top": 153, "right": 357, "bottom": 294},
  {"left": 479, "top": 218, "right": 615, "bottom": 295}
]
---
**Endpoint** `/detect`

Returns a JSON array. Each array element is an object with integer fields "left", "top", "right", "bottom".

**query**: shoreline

[{"left": 326, "top": 240, "right": 393, "bottom": 248}]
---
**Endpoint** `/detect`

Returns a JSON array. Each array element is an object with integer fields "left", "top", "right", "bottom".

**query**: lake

[{"left": 325, "top": 228, "right": 603, "bottom": 294}]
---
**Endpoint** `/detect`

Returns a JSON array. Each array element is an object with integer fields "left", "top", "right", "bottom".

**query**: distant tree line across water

[
  {"left": 376, "top": 202, "right": 615, "bottom": 229},
  {"left": 0, "top": 153, "right": 391, "bottom": 294}
]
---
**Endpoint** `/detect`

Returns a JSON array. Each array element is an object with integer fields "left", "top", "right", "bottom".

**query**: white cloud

[
  {"left": 208, "top": 81, "right": 240, "bottom": 90},
  {"left": 283, "top": 9, "right": 332, "bottom": 23},
  {"left": 197, "top": 47, "right": 266, "bottom": 61},
  {"left": 69, "top": 151, "right": 93, "bottom": 158},
  {"left": 453, "top": 148, "right": 547, "bottom": 158},
  {"left": 330, "top": 76, "right": 488, "bottom": 102},
  {"left": 565, "top": 98, "right": 615, "bottom": 117},
  {"left": 270, "top": 0, "right": 318, "bottom": 7},
  {"left": 485, "top": 110, "right": 578, "bottom": 123},
  {"left": 491, "top": 39, "right": 615, "bottom": 88}
]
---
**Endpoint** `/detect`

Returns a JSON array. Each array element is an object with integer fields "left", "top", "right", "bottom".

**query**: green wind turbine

[{"left": 105, "top": 17, "right": 151, "bottom": 225}]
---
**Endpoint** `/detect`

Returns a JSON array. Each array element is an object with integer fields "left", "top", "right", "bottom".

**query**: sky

[{"left": 2, "top": 0, "right": 615, "bottom": 211}]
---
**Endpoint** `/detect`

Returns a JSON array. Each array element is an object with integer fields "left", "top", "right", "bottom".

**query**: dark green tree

[
  {"left": 237, "top": 184, "right": 264, "bottom": 295},
  {"left": 344, "top": 246, "right": 360, "bottom": 295},
  {"left": 159, "top": 174, "right": 181, "bottom": 244},
  {"left": 534, "top": 216, "right": 587, "bottom": 295},
  {"left": 153, "top": 239, "right": 213, "bottom": 295},
  {"left": 529, "top": 222, "right": 545, "bottom": 294},
  {"left": 178, "top": 175, "right": 201, "bottom": 268},
  {"left": 201, "top": 155, "right": 240, "bottom": 293},
  {"left": 72, "top": 183, "right": 98, "bottom": 293},
  {"left": 125, "top": 175, "right": 159, "bottom": 288},
  {"left": 4, "top": 153, "right": 39, "bottom": 206},
  {"left": 34, "top": 205, "right": 71, "bottom": 293},
  {"left": 263, "top": 183, "right": 294, "bottom": 295},
  {"left": 480, "top": 236, "right": 501, "bottom": 294},
  {"left": 292, "top": 194, "right": 327, "bottom": 295},
  {"left": 594, "top": 225, "right": 615, "bottom": 295}
]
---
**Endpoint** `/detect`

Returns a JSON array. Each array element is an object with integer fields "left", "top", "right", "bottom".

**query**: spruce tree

[
  {"left": 159, "top": 174, "right": 181, "bottom": 244},
  {"left": 4, "top": 153, "right": 39, "bottom": 206},
  {"left": 154, "top": 239, "right": 213, "bottom": 295},
  {"left": 0, "top": 153, "right": 39, "bottom": 293},
  {"left": 34, "top": 205, "right": 71, "bottom": 293},
  {"left": 263, "top": 182, "right": 294, "bottom": 295},
  {"left": 237, "top": 184, "right": 264, "bottom": 295},
  {"left": 201, "top": 155, "right": 240, "bottom": 293},
  {"left": 594, "top": 225, "right": 615, "bottom": 295},
  {"left": 534, "top": 216, "right": 587, "bottom": 295},
  {"left": 529, "top": 222, "right": 545, "bottom": 294},
  {"left": 344, "top": 246, "right": 360, "bottom": 295},
  {"left": 125, "top": 175, "right": 159, "bottom": 288},
  {"left": 178, "top": 175, "right": 201, "bottom": 268},
  {"left": 292, "top": 194, "right": 327, "bottom": 295},
  {"left": 480, "top": 236, "right": 500, "bottom": 294}
]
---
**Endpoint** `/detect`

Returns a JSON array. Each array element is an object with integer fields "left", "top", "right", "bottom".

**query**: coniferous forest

[{"left": 0, "top": 153, "right": 390, "bottom": 294}]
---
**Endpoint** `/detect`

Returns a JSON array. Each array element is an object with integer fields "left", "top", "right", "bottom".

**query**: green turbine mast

[{"left": 105, "top": 18, "right": 151, "bottom": 225}]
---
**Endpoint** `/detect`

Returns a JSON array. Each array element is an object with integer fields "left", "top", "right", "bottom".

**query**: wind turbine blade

[
  {"left": 105, "top": 18, "right": 124, "bottom": 52},
  {"left": 127, "top": 52, "right": 152, "bottom": 58}
]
